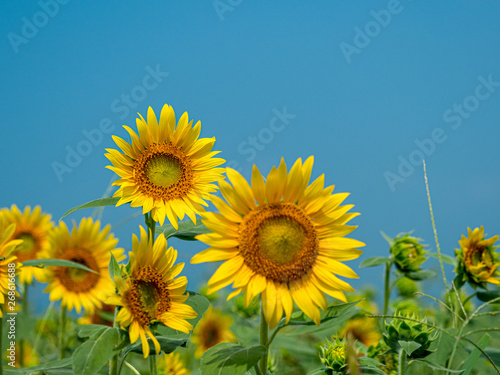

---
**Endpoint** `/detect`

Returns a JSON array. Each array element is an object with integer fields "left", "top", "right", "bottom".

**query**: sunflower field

[{"left": 1, "top": 103, "right": 499, "bottom": 375}]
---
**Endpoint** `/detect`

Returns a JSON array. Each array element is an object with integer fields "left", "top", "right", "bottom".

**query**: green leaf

[
  {"left": 485, "top": 346, "right": 500, "bottom": 366},
  {"left": 411, "top": 359, "right": 464, "bottom": 373},
  {"left": 463, "top": 334, "right": 490, "bottom": 375},
  {"left": 276, "top": 300, "right": 359, "bottom": 329},
  {"left": 60, "top": 197, "right": 120, "bottom": 220},
  {"left": 156, "top": 220, "right": 210, "bottom": 241},
  {"left": 78, "top": 324, "right": 109, "bottom": 339},
  {"left": 3, "top": 358, "right": 73, "bottom": 374},
  {"left": 359, "top": 256, "right": 391, "bottom": 268},
  {"left": 398, "top": 340, "right": 421, "bottom": 356},
  {"left": 428, "top": 252, "right": 457, "bottom": 266},
  {"left": 406, "top": 269, "right": 435, "bottom": 281},
  {"left": 22, "top": 259, "right": 98, "bottom": 274},
  {"left": 477, "top": 291, "right": 500, "bottom": 302},
  {"left": 72, "top": 327, "right": 120, "bottom": 375},
  {"left": 359, "top": 357, "right": 385, "bottom": 367},
  {"left": 200, "top": 343, "right": 266, "bottom": 375},
  {"left": 157, "top": 292, "right": 210, "bottom": 339},
  {"left": 380, "top": 231, "right": 395, "bottom": 247},
  {"left": 108, "top": 252, "right": 121, "bottom": 279}
]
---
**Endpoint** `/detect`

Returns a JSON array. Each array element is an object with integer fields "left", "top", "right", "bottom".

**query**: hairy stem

[
  {"left": 149, "top": 355, "right": 157, "bottom": 375},
  {"left": 398, "top": 349, "right": 406, "bottom": 375},
  {"left": 383, "top": 261, "right": 392, "bottom": 316},
  {"left": 109, "top": 308, "right": 119, "bottom": 375},
  {"left": 259, "top": 304, "right": 269, "bottom": 374},
  {"left": 59, "top": 307, "right": 67, "bottom": 359}
]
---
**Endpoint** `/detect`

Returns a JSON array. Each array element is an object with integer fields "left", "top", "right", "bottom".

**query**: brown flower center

[
  {"left": 201, "top": 320, "right": 222, "bottom": 349},
  {"left": 125, "top": 266, "right": 171, "bottom": 326},
  {"left": 55, "top": 249, "right": 100, "bottom": 293},
  {"left": 14, "top": 231, "right": 41, "bottom": 262},
  {"left": 238, "top": 203, "right": 318, "bottom": 283},
  {"left": 133, "top": 143, "right": 193, "bottom": 201}
]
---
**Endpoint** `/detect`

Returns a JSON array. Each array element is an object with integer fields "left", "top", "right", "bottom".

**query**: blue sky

[{"left": 1, "top": 0, "right": 499, "bottom": 312}]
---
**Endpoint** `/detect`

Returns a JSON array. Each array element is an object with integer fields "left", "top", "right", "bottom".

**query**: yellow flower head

[
  {"left": 42, "top": 218, "right": 125, "bottom": 314},
  {"left": 0, "top": 205, "right": 53, "bottom": 284},
  {"left": 339, "top": 317, "right": 381, "bottom": 348},
  {"left": 105, "top": 104, "right": 225, "bottom": 228},
  {"left": 0, "top": 216, "right": 22, "bottom": 317},
  {"left": 108, "top": 227, "right": 197, "bottom": 358},
  {"left": 191, "top": 306, "right": 236, "bottom": 358},
  {"left": 191, "top": 157, "right": 364, "bottom": 328},
  {"left": 159, "top": 352, "right": 190, "bottom": 375},
  {"left": 455, "top": 226, "right": 499, "bottom": 289}
]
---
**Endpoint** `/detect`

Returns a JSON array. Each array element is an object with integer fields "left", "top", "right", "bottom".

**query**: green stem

[
  {"left": 59, "top": 307, "right": 66, "bottom": 359},
  {"left": 383, "top": 261, "right": 392, "bottom": 316},
  {"left": 149, "top": 355, "right": 157, "bottom": 375},
  {"left": 398, "top": 349, "right": 406, "bottom": 375},
  {"left": 266, "top": 326, "right": 283, "bottom": 349},
  {"left": 423, "top": 162, "right": 452, "bottom": 303},
  {"left": 447, "top": 325, "right": 464, "bottom": 374},
  {"left": 254, "top": 364, "right": 264, "bottom": 375},
  {"left": 259, "top": 304, "right": 269, "bottom": 374},
  {"left": 145, "top": 213, "right": 156, "bottom": 242},
  {"left": 109, "top": 308, "right": 119, "bottom": 375}
]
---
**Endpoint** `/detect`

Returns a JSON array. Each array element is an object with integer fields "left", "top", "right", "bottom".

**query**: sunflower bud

[
  {"left": 396, "top": 277, "right": 419, "bottom": 297},
  {"left": 454, "top": 226, "right": 499, "bottom": 289},
  {"left": 390, "top": 233, "right": 427, "bottom": 276},
  {"left": 383, "top": 314, "right": 436, "bottom": 359},
  {"left": 267, "top": 354, "right": 278, "bottom": 373},
  {"left": 367, "top": 342, "right": 398, "bottom": 375},
  {"left": 320, "top": 338, "right": 347, "bottom": 372}
]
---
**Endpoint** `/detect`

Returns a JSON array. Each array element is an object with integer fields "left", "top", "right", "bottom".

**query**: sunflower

[
  {"left": 0, "top": 205, "right": 53, "bottom": 284},
  {"left": 158, "top": 352, "right": 190, "bottom": 375},
  {"left": 42, "top": 218, "right": 125, "bottom": 314},
  {"left": 105, "top": 104, "right": 225, "bottom": 228},
  {"left": 191, "top": 157, "right": 365, "bottom": 328},
  {"left": 339, "top": 317, "right": 381, "bottom": 348},
  {"left": 0, "top": 217, "right": 22, "bottom": 317},
  {"left": 108, "top": 226, "right": 197, "bottom": 358},
  {"left": 191, "top": 306, "right": 236, "bottom": 358},
  {"left": 455, "top": 226, "right": 499, "bottom": 289}
]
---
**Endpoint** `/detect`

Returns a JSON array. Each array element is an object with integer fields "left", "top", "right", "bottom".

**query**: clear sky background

[{"left": 1, "top": 0, "right": 499, "bottom": 313}]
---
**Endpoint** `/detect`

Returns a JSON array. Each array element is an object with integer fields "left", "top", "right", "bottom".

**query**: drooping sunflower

[
  {"left": 0, "top": 217, "right": 22, "bottom": 317},
  {"left": 158, "top": 352, "right": 190, "bottom": 375},
  {"left": 105, "top": 104, "right": 225, "bottom": 228},
  {"left": 42, "top": 218, "right": 125, "bottom": 314},
  {"left": 455, "top": 226, "right": 499, "bottom": 289},
  {"left": 108, "top": 226, "right": 197, "bottom": 358},
  {"left": 191, "top": 306, "right": 236, "bottom": 358},
  {"left": 0, "top": 205, "right": 53, "bottom": 284},
  {"left": 191, "top": 157, "right": 365, "bottom": 328},
  {"left": 339, "top": 317, "right": 381, "bottom": 348}
]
